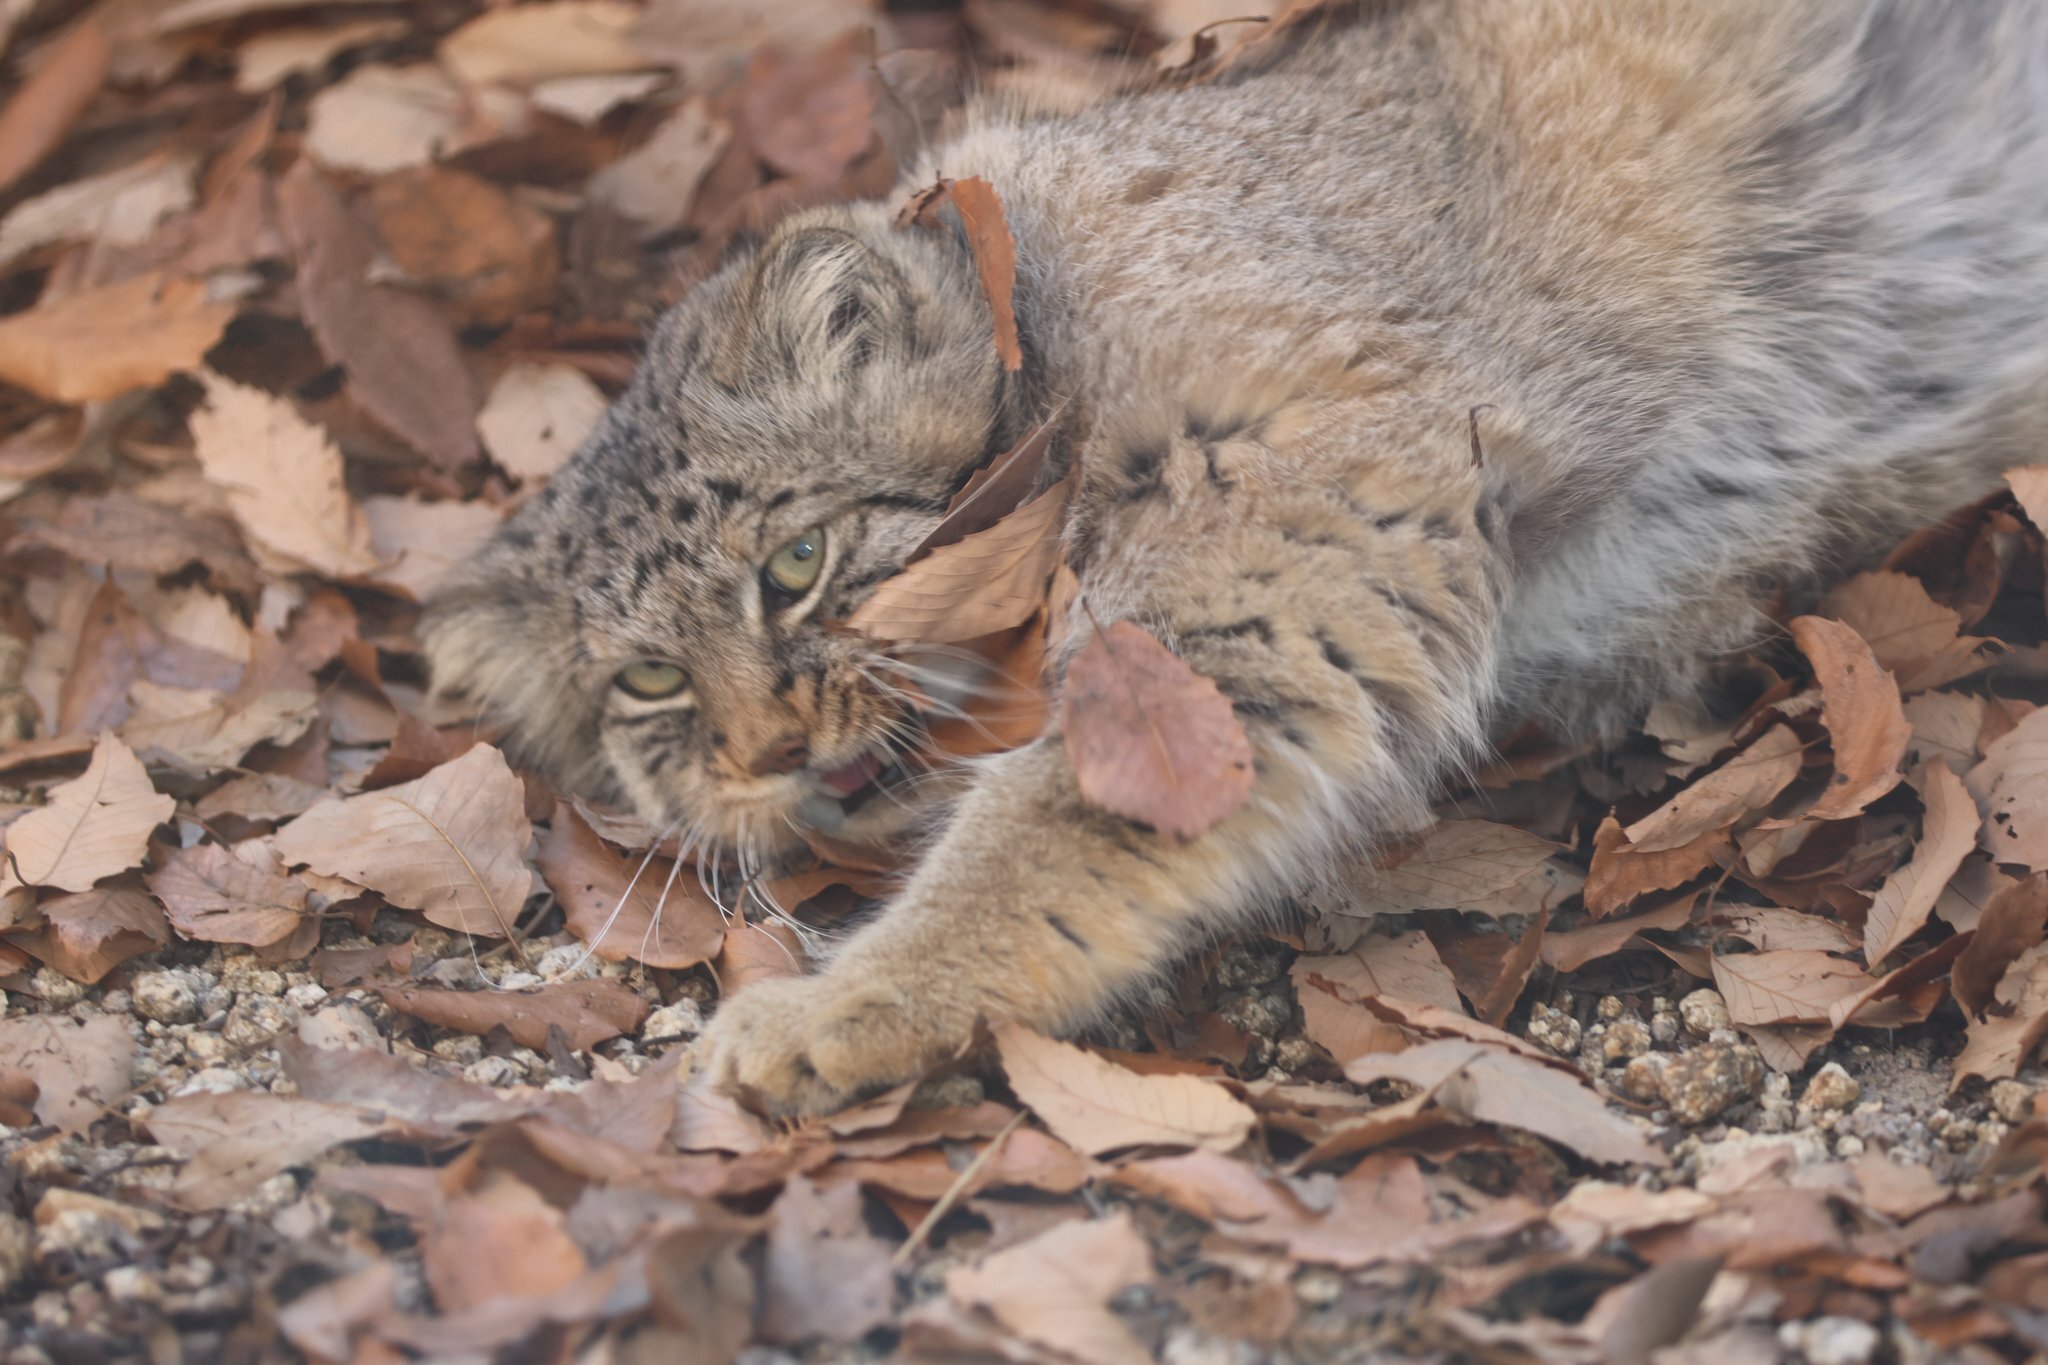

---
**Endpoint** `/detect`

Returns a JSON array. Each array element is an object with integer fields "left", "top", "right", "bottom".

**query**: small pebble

[
  {"left": 297, "top": 1003, "right": 384, "bottom": 1053},
  {"left": 640, "top": 999, "right": 705, "bottom": 1042},
  {"left": 1617, "top": 1053, "right": 1668, "bottom": 1103},
  {"left": 1835, "top": 1134, "right": 1865, "bottom": 1158},
  {"left": 183, "top": 1032, "right": 233, "bottom": 1067},
  {"left": 463, "top": 1056, "right": 524, "bottom": 1088},
  {"left": 101, "top": 1266, "right": 161, "bottom": 1305},
  {"left": 534, "top": 943, "right": 600, "bottom": 981},
  {"left": 1801, "top": 1062, "right": 1861, "bottom": 1112},
  {"left": 1527, "top": 1003, "right": 1581, "bottom": 1057},
  {"left": 1988, "top": 1079, "right": 2036, "bottom": 1125},
  {"left": 1218, "top": 991, "right": 1291, "bottom": 1039},
  {"left": 1650, "top": 1011, "right": 1680, "bottom": 1046},
  {"left": 1272, "top": 1034, "right": 1321, "bottom": 1073},
  {"left": 1779, "top": 1316, "right": 1879, "bottom": 1365},
  {"left": 0, "top": 1215, "right": 32, "bottom": 1295},
  {"left": 1213, "top": 940, "right": 1289, "bottom": 990},
  {"left": 495, "top": 971, "right": 544, "bottom": 991},
  {"left": 432, "top": 1034, "right": 485, "bottom": 1064},
  {"left": 1679, "top": 988, "right": 1730, "bottom": 1039},
  {"left": 174, "top": 1067, "right": 248, "bottom": 1097},
  {"left": 31, "top": 969, "right": 89, "bottom": 1010},
  {"left": 1602, "top": 1016, "right": 1652, "bottom": 1063},
  {"left": 1658, "top": 1043, "right": 1764, "bottom": 1126},
  {"left": 223, "top": 995, "right": 294, "bottom": 1048},
  {"left": 284, "top": 982, "right": 328, "bottom": 1010},
  {"left": 1293, "top": 1267, "right": 1343, "bottom": 1306},
  {"left": 1596, "top": 995, "right": 1626, "bottom": 1022},
  {"left": 132, "top": 970, "right": 204, "bottom": 1025}
]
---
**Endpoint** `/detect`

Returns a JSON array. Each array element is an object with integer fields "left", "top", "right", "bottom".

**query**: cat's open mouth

[{"left": 795, "top": 750, "right": 915, "bottom": 829}]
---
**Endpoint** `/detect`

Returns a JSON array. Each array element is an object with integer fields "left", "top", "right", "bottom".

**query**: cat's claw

[{"left": 697, "top": 973, "right": 964, "bottom": 1118}]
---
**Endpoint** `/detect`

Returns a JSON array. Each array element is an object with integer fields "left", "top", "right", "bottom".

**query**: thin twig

[{"left": 890, "top": 1110, "right": 1028, "bottom": 1269}]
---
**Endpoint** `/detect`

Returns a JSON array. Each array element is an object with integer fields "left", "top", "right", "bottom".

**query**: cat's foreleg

[{"left": 699, "top": 429, "right": 1504, "bottom": 1116}]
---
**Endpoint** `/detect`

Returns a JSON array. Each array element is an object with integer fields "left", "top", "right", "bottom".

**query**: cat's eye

[
  {"left": 763, "top": 526, "right": 827, "bottom": 598},
  {"left": 615, "top": 661, "right": 689, "bottom": 700}
]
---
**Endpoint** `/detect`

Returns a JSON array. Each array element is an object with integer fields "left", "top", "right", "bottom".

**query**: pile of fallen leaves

[{"left": 0, "top": 0, "right": 2042, "bottom": 1361}]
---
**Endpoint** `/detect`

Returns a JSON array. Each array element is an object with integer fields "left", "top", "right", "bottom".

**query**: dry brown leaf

[
  {"left": 1864, "top": 763, "right": 1977, "bottom": 965},
  {"left": 273, "top": 744, "right": 532, "bottom": 939},
  {"left": 994, "top": 1023, "right": 1254, "bottom": 1155},
  {"left": 121, "top": 678, "right": 319, "bottom": 773},
  {"left": 1713, "top": 903, "right": 1859, "bottom": 956},
  {"left": 147, "top": 1089, "right": 397, "bottom": 1209},
  {"left": 1293, "top": 976, "right": 1408, "bottom": 1063},
  {"left": 366, "top": 167, "right": 559, "bottom": 325},
  {"left": 374, "top": 978, "right": 649, "bottom": 1051},
  {"left": 587, "top": 97, "right": 730, "bottom": 237},
  {"left": 0, "top": 1013, "right": 132, "bottom": 1133},
  {"left": 1953, "top": 942, "right": 2048, "bottom": 1087},
  {"left": 361, "top": 496, "right": 505, "bottom": 601},
  {"left": 1345, "top": 1038, "right": 1663, "bottom": 1166},
  {"left": 530, "top": 71, "right": 665, "bottom": 123},
  {"left": 277, "top": 160, "right": 481, "bottom": 470},
  {"left": 1293, "top": 930, "right": 1460, "bottom": 1012},
  {"left": 1904, "top": 690, "right": 1987, "bottom": 775},
  {"left": 232, "top": 17, "right": 408, "bottom": 93},
  {"left": 1541, "top": 895, "right": 1697, "bottom": 972},
  {"left": 9, "top": 881, "right": 169, "bottom": 984},
  {"left": 476, "top": 363, "right": 607, "bottom": 482},
  {"left": 712, "top": 923, "right": 809, "bottom": 1002},
  {"left": 439, "top": 1, "right": 648, "bottom": 87},
  {"left": 1821, "top": 571, "right": 1998, "bottom": 693},
  {"left": 304, "top": 63, "right": 474, "bottom": 175},
  {"left": 945, "top": 1212, "right": 1153, "bottom": 1365},
  {"left": 2004, "top": 465, "right": 2048, "bottom": 536},
  {"left": 742, "top": 34, "right": 879, "bottom": 187},
  {"left": 146, "top": 842, "right": 307, "bottom": 947},
  {"left": 759, "top": 1175, "right": 894, "bottom": 1344},
  {"left": 12, "top": 489, "right": 260, "bottom": 598},
  {"left": 1965, "top": 706, "right": 2048, "bottom": 872},
  {"left": 1624, "top": 724, "right": 1803, "bottom": 852},
  {"left": 1060, "top": 619, "right": 1253, "bottom": 843},
  {"left": 849, "top": 467, "right": 1073, "bottom": 644},
  {"left": 1584, "top": 815, "right": 1727, "bottom": 918},
  {"left": 1711, "top": 949, "right": 1866, "bottom": 1027},
  {"left": 1954, "top": 875, "right": 2048, "bottom": 1020},
  {"left": 0, "top": 271, "right": 233, "bottom": 404},
  {"left": 1, "top": 733, "right": 172, "bottom": 893},
  {"left": 1112, "top": 1148, "right": 1441, "bottom": 1269},
  {"left": 1335, "top": 821, "right": 1560, "bottom": 915},
  {"left": 191, "top": 371, "right": 382, "bottom": 579},
  {"left": 0, "top": 16, "right": 109, "bottom": 194},
  {"left": 0, "top": 151, "right": 195, "bottom": 271},
  {"left": 1791, "top": 615, "right": 1911, "bottom": 821},
  {"left": 934, "top": 177, "right": 1023, "bottom": 372},
  {"left": 537, "top": 805, "right": 722, "bottom": 970},
  {"left": 421, "top": 1171, "right": 589, "bottom": 1314}
]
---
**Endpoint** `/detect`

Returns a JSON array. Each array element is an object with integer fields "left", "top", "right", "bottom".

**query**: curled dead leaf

[{"left": 1792, "top": 615, "right": 1911, "bottom": 821}]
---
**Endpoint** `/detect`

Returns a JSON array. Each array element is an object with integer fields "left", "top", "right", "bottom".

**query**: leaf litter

[{"left": 0, "top": 1, "right": 2036, "bottom": 1361}]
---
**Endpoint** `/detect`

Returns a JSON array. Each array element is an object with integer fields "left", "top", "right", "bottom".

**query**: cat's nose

[{"left": 745, "top": 733, "right": 811, "bottom": 777}]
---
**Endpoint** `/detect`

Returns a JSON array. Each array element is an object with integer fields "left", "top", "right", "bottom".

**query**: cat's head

[{"left": 423, "top": 204, "right": 1021, "bottom": 860}]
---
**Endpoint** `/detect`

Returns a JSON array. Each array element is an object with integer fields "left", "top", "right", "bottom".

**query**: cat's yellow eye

[
  {"left": 763, "top": 526, "right": 826, "bottom": 597},
  {"left": 615, "top": 661, "right": 689, "bottom": 700}
]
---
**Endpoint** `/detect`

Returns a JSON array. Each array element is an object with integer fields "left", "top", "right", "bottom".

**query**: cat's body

[{"left": 427, "top": 0, "right": 2048, "bottom": 1114}]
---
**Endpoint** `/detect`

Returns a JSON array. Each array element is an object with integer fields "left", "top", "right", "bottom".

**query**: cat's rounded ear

[{"left": 714, "top": 225, "right": 915, "bottom": 388}]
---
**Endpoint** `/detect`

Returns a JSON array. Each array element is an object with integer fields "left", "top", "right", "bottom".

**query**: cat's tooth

[{"left": 796, "top": 792, "right": 848, "bottom": 832}]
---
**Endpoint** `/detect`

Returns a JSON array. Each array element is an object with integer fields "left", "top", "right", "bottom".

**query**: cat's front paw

[{"left": 697, "top": 972, "right": 968, "bottom": 1118}]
